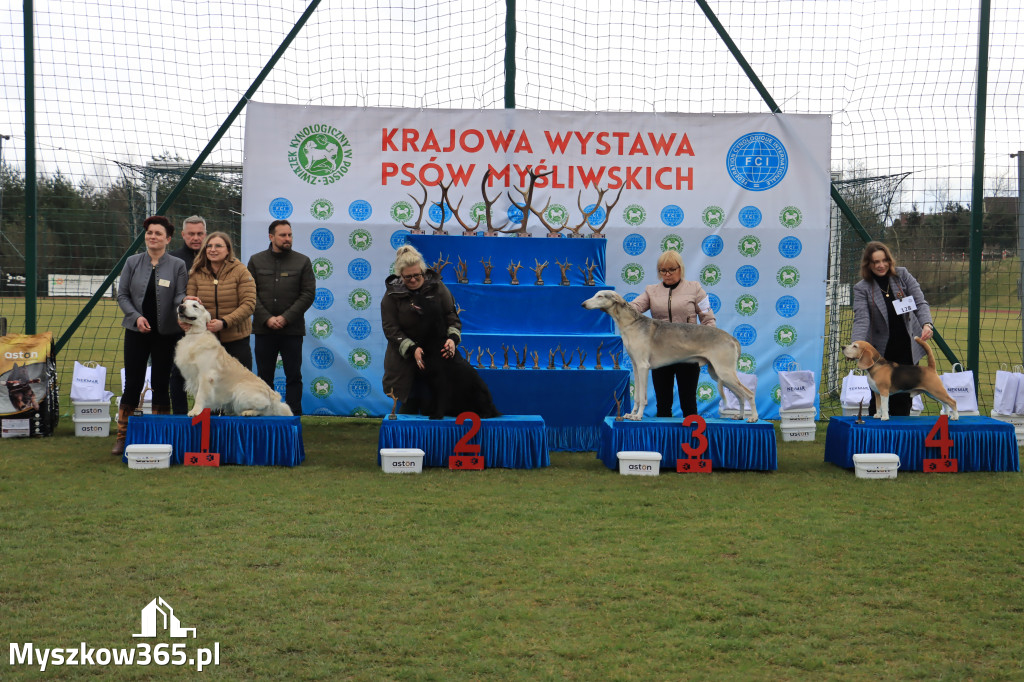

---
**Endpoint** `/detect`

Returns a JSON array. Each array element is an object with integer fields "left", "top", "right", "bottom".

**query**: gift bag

[
  {"left": 840, "top": 370, "right": 871, "bottom": 407},
  {"left": 0, "top": 332, "right": 59, "bottom": 437},
  {"left": 720, "top": 372, "right": 758, "bottom": 412},
  {"left": 993, "top": 368, "right": 1019, "bottom": 415},
  {"left": 911, "top": 394, "right": 925, "bottom": 413},
  {"left": 120, "top": 366, "right": 153, "bottom": 404},
  {"left": 1014, "top": 366, "right": 1024, "bottom": 415},
  {"left": 778, "top": 369, "right": 816, "bottom": 410},
  {"left": 939, "top": 363, "right": 978, "bottom": 413},
  {"left": 70, "top": 361, "right": 111, "bottom": 402}
]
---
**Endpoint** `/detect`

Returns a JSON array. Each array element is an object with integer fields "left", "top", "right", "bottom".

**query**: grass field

[{"left": 2, "top": 418, "right": 1023, "bottom": 680}]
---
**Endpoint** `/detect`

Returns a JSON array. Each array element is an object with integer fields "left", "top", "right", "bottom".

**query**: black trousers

[
  {"left": 121, "top": 330, "right": 177, "bottom": 409},
  {"left": 221, "top": 336, "right": 253, "bottom": 372},
  {"left": 254, "top": 335, "right": 304, "bottom": 415},
  {"left": 169, "top": 335, "right": 188, "bottom": 414},
  {"left": 651, "top": 362, "right": 700, "bottom": 418}
]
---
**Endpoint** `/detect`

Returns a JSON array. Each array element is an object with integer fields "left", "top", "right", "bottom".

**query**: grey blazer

[
  {"left": 851, "top": 266, "right": 933, "bottom": 364},
  {"left": 117, "top": 252, "right": 187, "bottom": 335}
]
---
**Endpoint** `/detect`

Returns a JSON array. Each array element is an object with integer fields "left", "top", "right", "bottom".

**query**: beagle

[{"left": 842, "top": 337, "right": 959, "bottom": 421}]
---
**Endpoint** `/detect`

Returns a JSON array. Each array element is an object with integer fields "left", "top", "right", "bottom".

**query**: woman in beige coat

[{"left": 630, "top": 250, "right": 716, "bottom": 417}]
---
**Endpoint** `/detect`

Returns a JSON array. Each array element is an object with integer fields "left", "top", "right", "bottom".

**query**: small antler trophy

[
  {"left": 386, "top": 389, "right": 398, "bottom": 420},
  {"left": 594, "top": 341, "right": 604, "bottom": 370},
  {"left": 531, "top": 259, "right": 549, "bottom": 286},
  {"left": 454, "top": 256, "right": 469, "bottom": 284},
  {"left": 480, "top": 257, "right": 494, "bottom": 284},
  {"left": 508, "top": 260, "right": 523, "bottom": 285},
  {"left": 556, "top": 258, "right": 572, "bottom": 286}
]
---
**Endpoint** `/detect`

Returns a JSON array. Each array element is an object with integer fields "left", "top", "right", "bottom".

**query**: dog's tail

[{"left": 913, "top": 336, "right": 937, "bottom": 369}]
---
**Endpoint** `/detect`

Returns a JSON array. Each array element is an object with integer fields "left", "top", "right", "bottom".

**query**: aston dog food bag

[{"left": 0, "top": 332, "right": 59, "bottom": 438}]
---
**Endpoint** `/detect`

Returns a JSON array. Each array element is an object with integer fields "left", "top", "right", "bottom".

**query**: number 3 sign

[{"left": 678, "top": 415, "right": 712, "bottom": 473}]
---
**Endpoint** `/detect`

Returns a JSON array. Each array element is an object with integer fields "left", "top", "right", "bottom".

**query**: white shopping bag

[
  {"left": 778, "top": 369, "right": 816, "bottom": 410},
  {"left": 70, "top": 361, "right": 112, "bottom": 402},
  {"left": 939, "top": 364, "right": 978, "bottom": 413},
  {"left": 993, "top": 369, "right": 1019, "bottom": 415},
  {"left": 840, "top": 370, "right": 872, "bottom": 408},
  {"left": 120, "top": 366, "right": 153, "bottom": 404},
  {"left": 720, "top": 372, "right": 758, "bottom": 412},
  {"left": 911, "top": 394, "right": 924, "bottom": 413}
]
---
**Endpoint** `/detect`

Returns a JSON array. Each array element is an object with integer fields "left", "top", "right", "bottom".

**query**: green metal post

[
  {"left": 504, "top": 0, "right": 516, "bottom": 109},
  {"left": 24, "top": 0, "right": 37, "bottom": 334},
  {"left": 55, "top": 0, "right": 323, "bottom": 353},
  {"left": 967, "top": 0, "right": 991, "bottom": 379}
]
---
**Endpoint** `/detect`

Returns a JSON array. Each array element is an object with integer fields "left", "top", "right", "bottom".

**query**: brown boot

[
  {"left": 152, "top": 404, "right": 171, "bottom": 415},
  {"left": 111, "top": 404, "right": 136, "bottom": 456}
]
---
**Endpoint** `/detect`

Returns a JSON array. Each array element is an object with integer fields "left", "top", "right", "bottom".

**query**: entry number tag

[{"left": 893, "top": 296, "right": 917, "bottom": 315}]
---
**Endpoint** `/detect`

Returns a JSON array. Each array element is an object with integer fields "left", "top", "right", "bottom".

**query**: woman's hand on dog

[{"left": 414, "top": 340, "right": 455, "bottom": 370}]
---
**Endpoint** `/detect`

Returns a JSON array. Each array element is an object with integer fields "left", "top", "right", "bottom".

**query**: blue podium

[
  {"left": 598, "top": 417, "right": 778, "bottom": 471},
  {"left": 378, "top": 414, "right": 549, "bottom": 469},
  {"left": 124, "top": 415, "right": 305, "bottom": 467},
  {"left": 824, "top": 416, "right": 1019, "bottom": 472}
]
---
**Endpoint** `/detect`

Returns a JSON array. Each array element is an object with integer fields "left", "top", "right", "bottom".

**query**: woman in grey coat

[{"left": 851, "top": 241, "right": 935, "bottom": 417}]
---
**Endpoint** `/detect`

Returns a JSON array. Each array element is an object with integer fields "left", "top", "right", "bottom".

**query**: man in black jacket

[
  {"left": 169, "top": 215, "right": 207, "bottom": 414},
  {"left": 247, "top": 220, "right": 315, "bottom": 416}
]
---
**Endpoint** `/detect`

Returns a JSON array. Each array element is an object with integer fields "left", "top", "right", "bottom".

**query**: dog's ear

[{"left": 855, "top": 343, "right": 878, "bottom": 370}]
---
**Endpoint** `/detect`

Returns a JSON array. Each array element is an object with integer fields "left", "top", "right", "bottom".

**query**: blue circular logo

[
  {"left": 733, "top": 324, "right": 757, "bottom": 346},
  {"left": 348, "top": 200, "right": 372, "bottom": 222},
  {"left": 347, "top": 258, "right": 371, "bottom": 281},
  {"left": 622, "top": 234, "right": 646, "bottom": 256},
  {"left": 660, "top": 205, "right": 684, "bottom": 227},
  {"left": 735, "top": 265, "right": 760, "bottom": 287},
  {"left": 706, "top": 293, "right": 721, "bottom": 314},
  {"left": 726, "top": 132, "right": 789, "bottom": 191},
  {"left": 347, "top": 318, "right": 371, "bottom": 340},
  {"left": 738, "top": 205, "right": 762, "bottom": 228},
  {"left": 313, "top": 288, "right": 334, "bottom": 311},
  {"left": 310, "top": 228, "right": 334, "bottom": 251},
  {"left": 310, "top": 347, "right": 335, "bottom": 369},
  {"left": 269, "top": 197, "right": 293, "bottom": 219},
  {"left": 390, "top": 230, "right": 409, "bottom": 249},
  {"left": 701, "top": 235, "right": 724, "bottom": 257},
  {"left": 428, "top": 202, "right": 454, "bottom": 224},
  {"left": 778, "top": 236, "right": 802, "bottom": 258},
  {"left": 274, "top": 377, "right": 286, "bottom": 394},
  {"left": 776, "top": 295, "right": 800, "bottom": 318},
  {"left": 348, "top": 377, "right": 371, "bottom": 399},
  {"left": 506, "top": 203, "right": 524, "bottom": 224},
  {"left": 773, "top": 354, "right": 798, "bottom": 372},
  {"left": 584, "top": 204, "right": 607, "bottom": 226},
  {"left": 623, "top": 292, "right": 640, "bottom": 303}
]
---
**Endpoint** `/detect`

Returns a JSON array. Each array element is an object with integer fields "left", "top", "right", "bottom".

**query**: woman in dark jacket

[{"left": 113, "top": 215, "right": 187, "bottom": 455}]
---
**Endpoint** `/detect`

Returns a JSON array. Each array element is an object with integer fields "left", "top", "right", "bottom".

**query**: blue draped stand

[
  {"left": 824, "top": 416, "right": 1019, "bottom": 472},
  {"left": 124, "top": 415, "right": 305, "bottom": 467},
  {"left": 378, "top": 415, "right": 549, "bottom": 469},
  {"left": 597, "top": 417, "right": 778, "bottom": 471}
]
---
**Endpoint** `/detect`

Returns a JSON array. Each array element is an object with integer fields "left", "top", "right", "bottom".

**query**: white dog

[
  {"left": 582, "top": 290, "right": 758, "bottom": 422},
  {"left": 175, "top": 300, "right": 292, "bottom": 417}
]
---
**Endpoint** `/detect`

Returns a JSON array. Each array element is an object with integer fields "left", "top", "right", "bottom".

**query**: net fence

[{"left": 1, "top": 0, "right": 1021, "bottom": 413}]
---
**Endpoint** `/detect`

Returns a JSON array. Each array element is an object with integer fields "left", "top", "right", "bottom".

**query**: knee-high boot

[
  {"left": 151, "top": 404, "right": 171, "bottom": 415},
  {"left": 111, "top": 404, "right": 137, "bottom": 456}
]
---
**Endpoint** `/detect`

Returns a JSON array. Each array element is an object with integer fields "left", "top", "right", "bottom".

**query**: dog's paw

[
  {"left": 240, "top": 410, "right": 257, "bottom": 417},
  {"left": 187, "top": 407, "right": 202, "bottom": 417},
  {"left": 625, "top": 413, "right": 643, "bottom": 421},
  {"left": 746, "top": 416, "right": 758, "bottom": 423}
]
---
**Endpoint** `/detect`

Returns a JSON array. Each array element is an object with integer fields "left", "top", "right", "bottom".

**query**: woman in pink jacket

[{"left": 630, "top": 250, "right": 716, "bottom": 417}]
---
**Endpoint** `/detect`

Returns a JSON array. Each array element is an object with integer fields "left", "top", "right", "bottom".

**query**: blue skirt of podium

[
  {"left": 124, "top": 415, "right": 305, "bottom": 467},
  {"left": 378, "top": 414, "right": 549, "bottom": 469},
  {"left": 598, "top": 417, "right": 778, "bottom": 471},
  {"left": 824, "top": 416, "right": 1019, "bottom": 472}
]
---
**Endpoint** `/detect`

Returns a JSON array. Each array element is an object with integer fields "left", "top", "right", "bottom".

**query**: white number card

[{"left": 894, "top": 296, "right": 917, "bottom": 315}]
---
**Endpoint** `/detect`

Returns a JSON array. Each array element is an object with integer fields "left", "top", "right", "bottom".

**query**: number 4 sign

[
  {"left": 923, "top": 414, "right": 958, "bottom": 473},
  {"left": 677, "top": 415, "right": 712, "bottom": 473}
]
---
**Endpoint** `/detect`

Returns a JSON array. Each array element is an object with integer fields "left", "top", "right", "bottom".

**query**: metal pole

[
  {"left": 1015, "top": 151, "right": 1024, "bottom": 366},
  {"left": 504, "top": 0, "right": 516, "bottom": 109},
  {"left": 967, "top": 0, "right": 991, "bottom": 381},
  {"left": 24, "top": 0, "right": 37, "bottom": 335}
]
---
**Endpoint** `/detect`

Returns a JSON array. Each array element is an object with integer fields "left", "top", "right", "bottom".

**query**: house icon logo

[{"left": 133, "top": 597, "right": 196, "bottom": 638}]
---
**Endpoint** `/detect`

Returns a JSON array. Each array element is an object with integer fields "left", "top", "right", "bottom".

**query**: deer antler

[
  {"left": 440, "top": 179, "right": 481, "bottom": 235},
  {"left": 402, "top": 179, "right": 429, "bottom": 230},
  {"left": 481, "top": 168, "right": 509, "bottom": 233},
  {"left": 587, "top": 185, "right": 624, "bottom": 234},
  {"left": 502, "top": 166, "right": 554, "bottom": 235},
  {"left": 570, "top": 187, "right": 606, "bottom": 235},
  {"left": 432, "top": 252, "right": 451, "bottom": 280}
]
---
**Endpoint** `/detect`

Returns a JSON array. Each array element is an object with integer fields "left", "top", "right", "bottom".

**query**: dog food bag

[{"left": 0, "top": 332, "right": 59, "bottom": 437}]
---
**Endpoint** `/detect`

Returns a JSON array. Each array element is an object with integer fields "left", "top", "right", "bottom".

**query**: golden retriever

[{"left": 175, "top": 300, "right": 292, "bottom": 417}]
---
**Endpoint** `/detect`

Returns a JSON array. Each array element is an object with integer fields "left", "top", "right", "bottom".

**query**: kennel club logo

[
  {"left": 726, "top": 132, "right": 789, "bottom": 191},
  {"left": 780, "top": 206, "right": 803, "bottom": 228},
  {"left": 775, "top": 325, "right": 797, "bottom": 347},
  {"left": 623, "top": 204, "right": 647, "bottom": 226},
  {"left": 348, "top": 348, "right": 371, "bottom": 370},
  {"left": 348, "top": 288, "right": 371, "bottom": 310},
  {"left": 310, "top": 198, "right": 334, "bottom": 220},
  {"left": 391, "top": 200, "right": 414, "bottom": 224},
  {"left": 660, "top": 234, "right": 683, "bottom": 253},
  {"left": 621, "top": 264, "right": 644, "bottom": 285},
  {"left": 310, "top": 317, "right": 333, "bottom": 340},
  {"left": 776, "top": 266, "right": 800, "bottom": 288},
  {"left": 735, "top": 295, "right": 758, "bottom": 316},
  {"left": 699, "top": 265, "right": 721, "bottom": 287},
  {"left": 288, "top": 124, "right": 353, "bottom": 185},
  {"left": 737, "top": 236, "right": 761, "bottom": 257},
  {"left": 312, "top": 258, "right": 334, "bottom": 280},
  {"left": 349, "top": 229, "right": 372, "bottom": 251},
  {"left": 311, "top": 377, "right": 334, "bottom": 399}
]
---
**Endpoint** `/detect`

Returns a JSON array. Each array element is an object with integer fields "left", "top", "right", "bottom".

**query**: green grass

[{"left": 2, "top": 418, "right": 1023, "bottom": 680}]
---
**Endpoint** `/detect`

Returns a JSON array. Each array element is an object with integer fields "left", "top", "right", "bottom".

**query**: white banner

[{"left": 241, "top": 104, "right": 831, "bottom": 418}]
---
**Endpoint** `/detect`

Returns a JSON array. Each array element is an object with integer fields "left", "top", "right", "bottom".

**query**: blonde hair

[
  {"left": 657, "top": 250, "right": 684, "bottom": 279},
  {"left": 393, "top": 244, "right": 426, "bottom": 275},
  {"left": 860, "top": 241, "right": 897, "bottom": 281},
  {"left": 190, "top": 231, "right": 235, "bottom": 276}
]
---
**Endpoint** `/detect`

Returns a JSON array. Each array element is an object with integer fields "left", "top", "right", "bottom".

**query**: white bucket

[
  {"left": 125, "top": 444, "right": 172, "bottom": 469},
  {"left": 73, "top": 415, "right": 111, "bottom": 437},
  {"left": 380, "top": 448, "right": 425, "bottom": 474},
  {"left": 617, "top": 451, "right": 661, "bottom": 476},
  {"left": 779, "top": 407, "right": 816, "bottom": 426},
  {"left": 781, "top": 425, "right": 816, "bottom": 442},
  {"left": 852, "top": 453, "right": 900, "bottom": 479},
  {"left": 72, "top": 400, "right": 111, "bottom": 420}
]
